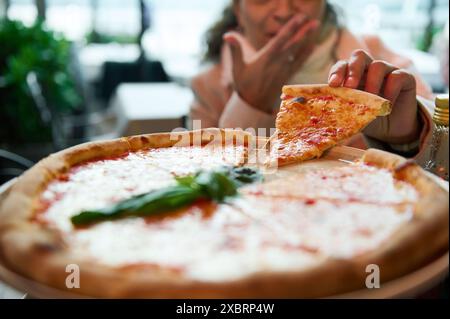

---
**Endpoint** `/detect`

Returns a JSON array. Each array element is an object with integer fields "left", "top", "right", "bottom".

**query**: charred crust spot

[{"left": 140, "top": 136, "right": 150, "bottom": 144}]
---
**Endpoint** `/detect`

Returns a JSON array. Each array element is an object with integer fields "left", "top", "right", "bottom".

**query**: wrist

[
  {"left": 387, "top": 104, "right": 424, "bottom": 150},
  {"left": 388, "top": 114, "right": 422, "bottom": 145}
]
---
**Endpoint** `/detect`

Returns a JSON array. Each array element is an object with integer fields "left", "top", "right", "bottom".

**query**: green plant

[
  {"left": 85, "top": 30, "right": 138, "bottom": 45},
  {"left": 0, "top": 19, "right": 82, "bottom": 144}
]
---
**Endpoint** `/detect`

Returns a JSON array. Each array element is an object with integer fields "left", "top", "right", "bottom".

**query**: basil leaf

[
  {"left": 175, "top": 175, "right": 196, "bottom": 187},
  {"left": 71, "top": 166, "right": 263, "bottom": 226},
  {"left": 195, "top": 171, "right": 238, "bottom": 202},
  {"left": 71, "top": 185, "right": 202, "bottom": 226}
]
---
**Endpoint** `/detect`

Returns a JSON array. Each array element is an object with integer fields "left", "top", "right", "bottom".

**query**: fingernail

[
  {"left": 345, "top": 76, "right": 357, "bottom": 87},
  {"left": 329, "top": 74, "right": 339, "bottom": 84},
  {"left": 224, "top": 36, "right": 235, "bottom": 46}
]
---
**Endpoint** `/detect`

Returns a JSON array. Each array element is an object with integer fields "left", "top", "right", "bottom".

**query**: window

[
  {"left": 330, "top": 0, "right": 449, "bottom": 51},
  {"left": 7, "top": 0, "right": 37, "bottom": 26},
  {"left": 5, "top": 0, "right": 449, "bottom": 80},
  {"left": 143, "top": 0, "right": 229, "bottom": 77}
]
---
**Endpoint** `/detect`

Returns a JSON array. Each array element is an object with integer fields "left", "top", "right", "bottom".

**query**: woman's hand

[
  {"left": 224, "top": 15, "right": 319, "bottom": 114},
  {"left": 328, "top": 50, "right": 420, "bottom": 145}
]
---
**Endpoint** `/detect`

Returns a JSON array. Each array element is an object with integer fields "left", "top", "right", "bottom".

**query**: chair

[
  {"left": 99, "top": 59, "right": 170, "bottom": 105},
  {"left": 26, "top": 71, "right": 120, "bottom": 151},
  {"left": 0, "top": 149, "right": 34, "bottom": 185}
]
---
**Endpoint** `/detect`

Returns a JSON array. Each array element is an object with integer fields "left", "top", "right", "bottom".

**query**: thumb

[{"left": 223, "top": 32, "right": 245, "bottom": 72}]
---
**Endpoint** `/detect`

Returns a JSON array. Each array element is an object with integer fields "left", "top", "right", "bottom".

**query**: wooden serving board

[{"left": 0, "top": 145, "right": 448, "bottom": 299}]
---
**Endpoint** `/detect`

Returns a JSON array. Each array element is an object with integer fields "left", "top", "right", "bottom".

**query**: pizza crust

[
  {"left": 282, "top": 84, "right": 392, "bottom": 116},
  {"left": 355, "top": 149, "right": 449, "bottom": 283},
  {"left": 0, "top": 132, "right": 448, "bottom": 298}
]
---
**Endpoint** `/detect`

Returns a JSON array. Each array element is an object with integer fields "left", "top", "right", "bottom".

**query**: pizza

[
  {"left": 0, "top": 128, "right": 447, "bottom": 298},
  {"left": 269, "top": 84, "right": 392, "bottom": 166}
]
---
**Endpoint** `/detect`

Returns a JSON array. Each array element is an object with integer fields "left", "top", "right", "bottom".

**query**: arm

[
  {"left": 189, "top": 92, "right": 220, "bottom": 130},
  {"left": 218, "top": 92, "right": 276, "bottom": 134},
  {"left": 189, "top": 67, "right": 226, "bottom": 130}
]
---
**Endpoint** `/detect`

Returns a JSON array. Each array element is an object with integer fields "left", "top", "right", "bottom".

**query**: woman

[{"left": 190, "top": 0, "right": 433, "bottom": 156}]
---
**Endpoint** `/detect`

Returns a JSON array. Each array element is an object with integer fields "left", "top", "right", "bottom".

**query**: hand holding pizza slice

[
  {"left": 268, "top": 84, "right": 392, "bottom": 166},
  {"left": 269, "top": 49, "right": 424, "bottom": 167},
  {"left": 329, "top": 50, "right": 421, "bottom": 145}
]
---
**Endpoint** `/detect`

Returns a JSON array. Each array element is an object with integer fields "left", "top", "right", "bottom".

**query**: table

[
  {"left": 79, "top": 44, "right": 201, "bottom": 86},
  {"left": 0, "top": 282, "right": 24, "bottom": 299},
  {"left": 110, "top": 82, "right": 193, "bottom": 137},
  {"left": 79, "top": 44, "right": 141, "bottom": 83}
]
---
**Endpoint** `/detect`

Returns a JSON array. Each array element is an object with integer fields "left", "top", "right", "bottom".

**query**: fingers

[
  {"left": 343, "top": 50, "right": 373, "bottom": 88},
  {"left": 328, "top": 52, "right": 413, "bottom": 106},
  {"left": 383, "top": 69, "right": 416, "bottom": 105},
  {"left": 223, "top": 31, "right": 245, "bottom": 74},
  {"left": 365, "top": 61, "right": 398, "bottom": 95},
  {"left": 284, "top": 19, "right": 320, "bottom": 52},
  {"left": 265, "top": 14, "right": 309, "bottom": 57},
  {"left": 328, "top": 60, "right": 349, "bottom": 87}
]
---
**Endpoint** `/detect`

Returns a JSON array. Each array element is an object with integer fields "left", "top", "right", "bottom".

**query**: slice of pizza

[{"left": 268, "top": 84, "right": 392, "bottom": 167}]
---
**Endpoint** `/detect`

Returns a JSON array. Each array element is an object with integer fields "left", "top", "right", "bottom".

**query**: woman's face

[{"left": 234, "top": 0, "right": 326, "bottom": 50}]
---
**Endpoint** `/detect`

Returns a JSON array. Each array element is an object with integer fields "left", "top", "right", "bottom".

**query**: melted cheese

[
  {"left": 243, "top": 165, "right": 418, "bottom": 205},
  {"left": 273, "top": 95, "right": 379, "bottom": 163},
  {"left": 231, "top": 196, "right": 413, "bottom": 259},
  {"left": 41, "top": 145, "right": 246, "bottom": 232},
  {"left": 38, "top": 147, "right": 418, "bottom": 282},
  {"left": 68, "top": 205, "right": 320, "bottom": 281}
]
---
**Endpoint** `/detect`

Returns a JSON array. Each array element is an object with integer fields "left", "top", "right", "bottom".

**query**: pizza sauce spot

[
  {"left": 281, "top": 94, "right": 294, "bottom": 101},
  {"left": 325, "top": 127, "right": 337, "bottom": 136},
  {"left": 248, "top": 189, "right": 265, "bottom": 196},
  {"left": 310, "top": 117, "right": 320, "bottom": 125},
  {"left": 355, "top": 228, "right": 373, "bottom": 237},
  {"left": 357, "top": 105, "right": 369, "bottom": 115},
  {"left": 283, "top": 243, "right": 319, "bottom": 254},
  {"left": 315, "top": 96, "right": 334, "bottom": 102},
  {"left": 306, "top": 135, "right": 323, "bottom": 145},
  {"left": 58, "top": 174, "right": 70, "bottom": 182},
  {"left": 36, "top": 192, "right": 65, "bottom": 215}
]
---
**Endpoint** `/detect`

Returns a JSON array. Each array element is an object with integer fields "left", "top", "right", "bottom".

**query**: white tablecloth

[{"left": 110, "top": 82, "right": 193, "bottom": 137}]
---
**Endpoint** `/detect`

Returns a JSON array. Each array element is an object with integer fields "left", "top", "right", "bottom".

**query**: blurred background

[{"left": 0, "top": 0, "right": 449, "bottom": 184}]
